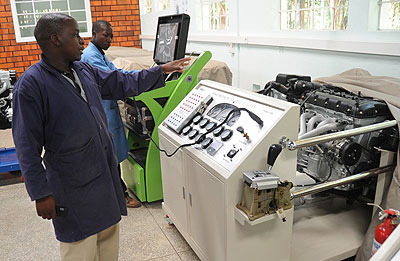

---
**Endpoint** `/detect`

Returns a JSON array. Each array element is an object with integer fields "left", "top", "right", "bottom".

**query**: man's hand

[
  {"left": 161, "top": 57, "right": 191, "bottom": 74},
  {"left": 36, "top": 195, "right": 56, "bottom": 220}
]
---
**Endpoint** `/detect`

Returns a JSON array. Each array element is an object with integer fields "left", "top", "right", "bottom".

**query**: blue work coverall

[
  {"left": 81, "top": 41, "right": 136, "bottom": 163},
  {"left": 12, "top": 58, "right": 164, "bottom": 242}
]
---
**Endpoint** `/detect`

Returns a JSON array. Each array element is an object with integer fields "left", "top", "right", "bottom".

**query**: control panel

[
  {"left": 165, "top": 90, "right": 212, "bottom": 132},
  {"left": 159, "top": 80, "right": 299, "bottom": 261},
  {"left": 163, "top": 84, "right": 285, "bottom": 172}
]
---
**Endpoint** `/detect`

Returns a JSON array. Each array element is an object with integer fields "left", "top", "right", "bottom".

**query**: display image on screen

[{"left": 154, "top": 23, "right": 179, "bottom": 63}]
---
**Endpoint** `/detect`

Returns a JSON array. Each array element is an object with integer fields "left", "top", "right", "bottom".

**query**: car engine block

[
  {"left": 260, "top": 74, "right": 398, "bottom": 191},
  {"left": 0, "top": 70, "right": 16, "bottom": 130}
]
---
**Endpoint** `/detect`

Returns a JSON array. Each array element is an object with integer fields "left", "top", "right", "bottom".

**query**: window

[
  {"left": 142, "top": 0, "right": 152, "bottom": 14},
  {"left": 201, "top": 0, "right": 229, "bottom": 31},
  {"left": 280, "top": 0, "right": 349, "bottom": 30},
  {"left": 158, "top": 0, "right": 170, "bottom": 10},
  {"left": 379, "top": 0, "right": 400, "bottom": 29},
  {"left": 10, "top": 0, "right": 92, "bottom": 43}
]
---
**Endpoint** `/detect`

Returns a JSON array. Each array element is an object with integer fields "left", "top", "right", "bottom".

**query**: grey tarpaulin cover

[
  {"left": 315, "top": 68, "right": 400, "bottom": 261},
  {"left": 105, "top": 46, "right": 233, "bottom": 85}
]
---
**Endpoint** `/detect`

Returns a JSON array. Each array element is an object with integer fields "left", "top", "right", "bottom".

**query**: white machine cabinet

[{"left": 159, "top": 80, "right": 299, "bottom": 261}]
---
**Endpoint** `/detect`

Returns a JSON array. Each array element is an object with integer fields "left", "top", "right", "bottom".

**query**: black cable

[
  {"left": 132, "top": 102, "right": 264, "bottom": 157},
  {"left": 131, "top": 99, "right": 187, "bottom": 157},
  {"left": 257, "top": 82, "right": 273, "bottom": 96},
  {"left": 162, "top": 107, "right": 263, "bottom": 157},
  {"left": 299, "top": 88, "right": 321, "bottom": 113}
]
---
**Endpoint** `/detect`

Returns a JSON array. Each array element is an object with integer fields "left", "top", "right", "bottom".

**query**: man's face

[
  {"left": 58, "top": 19, "right": 85, "bottom": 61},
  {"left": 93, "top": 24, "right": 113, "bottom": 50}
]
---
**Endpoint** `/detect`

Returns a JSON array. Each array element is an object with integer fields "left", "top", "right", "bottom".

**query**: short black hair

[
  {"left": 34, "top": 13, "right": 75, "bottom": 50},
  {"left": 92, "top": 20, "right": 112, "bottom": 33}
]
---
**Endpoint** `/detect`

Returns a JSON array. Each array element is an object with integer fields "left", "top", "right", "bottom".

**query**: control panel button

[
  {"left": 205, "top": 122, "right": 217, "bottom": 131},
  {"left": 188, "top": 129, "right": 199, "bottom": 139},
  {"left": 195, "top": 133, "right": 205, "bottom": 144},
  {"left": 221, "top": 129, "right": 233, "bottom": 141},
  {"left": 192, "top": 115, "right": 202, "bottom": 125},
  {"left": 213, "top": 126, "right": 224, "bottom": 136},
  {"left": 227, "top": 149, "right": 238, "bottom": 158},
  {"left": 199, "top": 118, "right": 210, "bottom": 128},
  {"left": 182, "top": 125, "right": 192, "bottom": 135},
  {"left": 201, "top": 137, "right": 213, "bottom": 149}
]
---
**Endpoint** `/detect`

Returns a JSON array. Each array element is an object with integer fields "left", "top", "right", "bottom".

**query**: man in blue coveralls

[
  {"left": 81, "top": 20, "right": 141, "bottom": 208},
  {"left": 12, "top": 13, "right": 189, "bottom": 260}
]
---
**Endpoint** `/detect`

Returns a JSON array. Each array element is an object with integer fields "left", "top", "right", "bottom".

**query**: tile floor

[
  {"left": 0, "top": 182, "right": 200, "bottom": 261},
  {"left": 0, "top": 129, "right": 199, "bottom": 260}
]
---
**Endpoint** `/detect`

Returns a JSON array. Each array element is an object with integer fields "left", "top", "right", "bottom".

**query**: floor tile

[
  {"left": 0, "top": 184, "right": 59, "bottom": 260},
  {"left": 178, "top": 249, "right": 201, "bottom": 261},
  {"left": 0, "top": 183, "right": 178, "bottom": 261},
  {"left": 146, "top": 201, "right": 192, "bottom": 253},
  {"left": 147, "top": 253, "right": 182, "bottom": 261}
]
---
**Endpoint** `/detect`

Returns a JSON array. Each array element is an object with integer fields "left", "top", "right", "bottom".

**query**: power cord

[{"left": 131, "top": 101, "right": 264, "bottom": 157}]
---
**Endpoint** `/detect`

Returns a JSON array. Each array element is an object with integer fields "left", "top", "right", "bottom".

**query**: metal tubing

[
  {"left": 285, "top": 120, "right": 398, "bottom": 151},
  {"left": 291, "top": 165, "right": 395, "bottom": 200}
]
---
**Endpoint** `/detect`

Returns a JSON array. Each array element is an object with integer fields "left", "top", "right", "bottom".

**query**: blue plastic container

[{"left": 0, "top": 147, "right": 20, "bottom": 173}]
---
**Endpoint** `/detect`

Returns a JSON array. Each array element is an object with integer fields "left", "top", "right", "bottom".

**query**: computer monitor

[{"left": 153, "top": 14, "right": 190, "bottom": 65}]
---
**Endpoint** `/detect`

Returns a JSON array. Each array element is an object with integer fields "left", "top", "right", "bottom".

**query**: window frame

[
  {"left": 280, "top": 0, "right": 349, "bottom": 31},
  {"left": 139, "top": 0, "right": 400, "bottom": 57},
  {"left": 201, "top": 0, "right": 229, "bottom": 31},
  {"left": 142, "top": 0, "right": 153, "bottom": 14},
  {"left": 158, "top": 0, "right": 170, "bottom": 11},
  {"left": 378, "top": 0, "right": 400, "bottom": 30},
  {"left": 10, "top": 0, "right": 92, "bottom": 43}
]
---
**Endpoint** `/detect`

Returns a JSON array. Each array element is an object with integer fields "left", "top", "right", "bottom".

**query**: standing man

[
  {"left": 81, "top": 20, "right": 140, "bottom": 208},
  {"left": 12, "top": 13, "right": 189, "bottom": 260}
]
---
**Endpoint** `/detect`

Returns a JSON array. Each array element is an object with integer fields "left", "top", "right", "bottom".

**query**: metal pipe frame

[
  {"left": 291, "top": 165, "right": 395, "bottom": 200},
  {"left": 281, "top": 120, "right": 398, "bottom": 151}
]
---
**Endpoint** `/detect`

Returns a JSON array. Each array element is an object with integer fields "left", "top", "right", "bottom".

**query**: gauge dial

[
  {"left": 220, "top": 129, "right": 233, "bottom": 141},
  {"left": 207, "top": 106, "right": 222, "bottom": 118},
  {"left": 192, "top": 115, "right": 202, "bottom": 125},
  {"left": 213, "top": 126, "right": 224, "bottom": 136},
  {"left": 199, "top": 118, "right": 210, "bottom": 128},
  {"left": 226, "top": 112, "right": 241, "bottom": 126},
  {"left": 181, "top": 125, "right": 192, "bottom": 135},
  {"left": 188, "top": 129, "right": 199, "bottom": 139},
  {"left": 216, "top": 107, "right": 241, "bottom": 126},
  {"left": 217, "top": 107, "right": 233, "bottom": 122}
]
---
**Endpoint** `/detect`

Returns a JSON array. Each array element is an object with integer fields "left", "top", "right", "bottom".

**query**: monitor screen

[{"left": 154, "top": 23, "right": 179, "bottom": 64}]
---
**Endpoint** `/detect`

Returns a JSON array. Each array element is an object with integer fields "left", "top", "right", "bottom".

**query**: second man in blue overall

[{"left": 81, "top": 20, "right": 140, "bottom": 208}]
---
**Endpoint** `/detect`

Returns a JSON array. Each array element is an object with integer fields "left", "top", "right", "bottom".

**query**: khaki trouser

[{"left": 60, "top": 223, "right": 119, "bottom": 261}]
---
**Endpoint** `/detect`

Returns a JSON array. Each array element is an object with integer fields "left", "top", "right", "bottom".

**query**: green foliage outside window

[{"left": 281, "top": 0, "right": 348, "bottom": 30}]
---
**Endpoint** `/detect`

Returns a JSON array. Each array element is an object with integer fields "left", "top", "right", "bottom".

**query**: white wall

[{"left": 139, "top": 0, "right": 400, "bottom": 90}]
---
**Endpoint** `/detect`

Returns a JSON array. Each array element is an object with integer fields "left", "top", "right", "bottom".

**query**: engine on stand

[
  {"left": 0, "top": 70, "right": 17, "bottom": 130},
  {"left": 260, "top": 74, "right": 399, "bottom": 200}
]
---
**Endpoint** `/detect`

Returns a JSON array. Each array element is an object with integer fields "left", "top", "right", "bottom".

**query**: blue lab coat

[
  {"left": 12, "top": 58, "right": 164, "bottom": 242},
  {"left": 81, "top": 42, "right": 138, "bottom": 163}
]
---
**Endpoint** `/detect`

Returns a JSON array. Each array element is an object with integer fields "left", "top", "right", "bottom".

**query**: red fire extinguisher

[{"left": 371, "top": 209, "right": 399, "bottom": 257}]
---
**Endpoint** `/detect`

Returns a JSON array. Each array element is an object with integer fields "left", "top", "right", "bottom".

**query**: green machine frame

[{"left": 122, "top": 51, "right": 212, "bottom": 202}]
